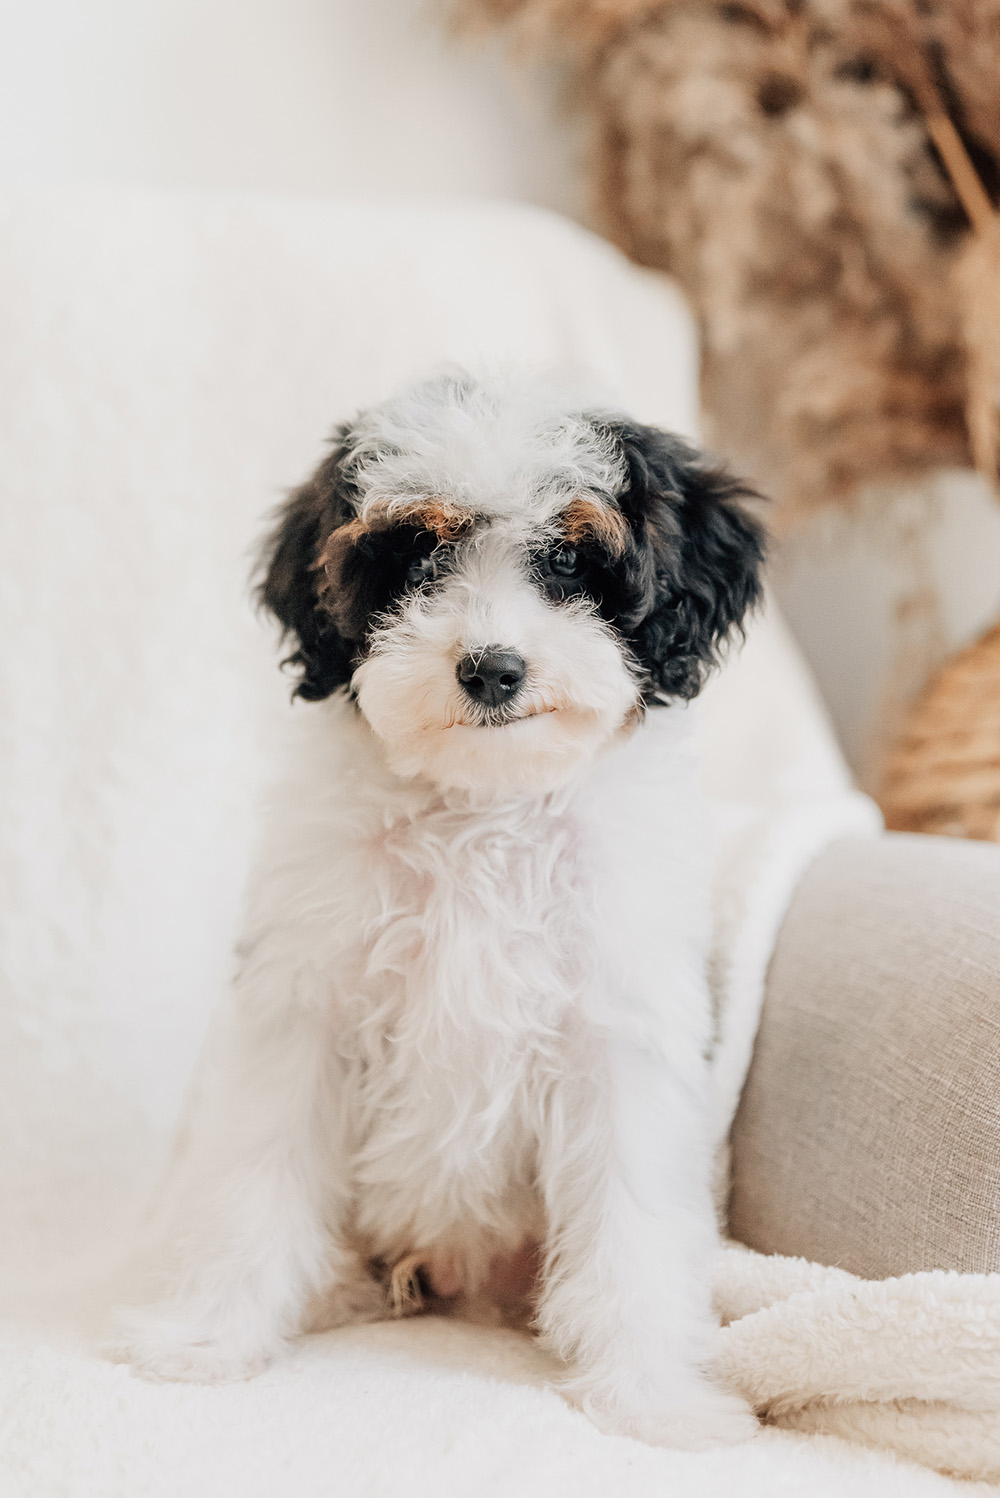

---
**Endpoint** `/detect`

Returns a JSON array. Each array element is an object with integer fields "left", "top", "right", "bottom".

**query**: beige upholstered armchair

[{"left": 731, "top": 830, "right": 1000, "bottom": 1278}]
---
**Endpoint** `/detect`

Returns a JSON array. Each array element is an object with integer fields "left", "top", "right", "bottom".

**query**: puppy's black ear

[
  {"left": 611, "top": 421, "right": 766, "bottom": 702},
  {"left": 257, "top": 434, "right": 358, "bottom": 701}
]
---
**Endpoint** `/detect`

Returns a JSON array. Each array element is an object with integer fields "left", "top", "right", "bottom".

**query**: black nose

[{"left": 456, "top": 647, "right": 527, "bottom": 709}]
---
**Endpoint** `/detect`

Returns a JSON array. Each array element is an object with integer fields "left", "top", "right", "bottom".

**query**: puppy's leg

[
  {"left": 536, "top": 1030, "right": 757, "bottom": 1449},
  {"left": 119, "top": 967, "right": 379, "bottom": 1382}
]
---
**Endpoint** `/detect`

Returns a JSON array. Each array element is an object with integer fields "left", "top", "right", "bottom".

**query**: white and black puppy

[{"left": 120, "top": 370, "right": 765, "bottom": 1449}]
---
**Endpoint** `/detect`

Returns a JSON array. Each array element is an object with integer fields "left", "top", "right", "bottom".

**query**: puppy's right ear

[{"left": 257, "top": 436, "right": 358, "bottom": 701}]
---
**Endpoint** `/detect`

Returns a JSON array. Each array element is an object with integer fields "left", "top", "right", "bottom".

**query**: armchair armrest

[{"left": 729, "top": 832, "right": 1000, "bottom": 1278}]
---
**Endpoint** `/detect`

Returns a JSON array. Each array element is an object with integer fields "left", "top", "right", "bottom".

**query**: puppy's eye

[
  {"left": 405, "top": 552, "right": 437, "bottom": 586},
  {"left": 392, "top": 528, "right": 440, "bottom": 587},
  {"left": 547, "top": 546, "right": 581, "bottom": 578}
]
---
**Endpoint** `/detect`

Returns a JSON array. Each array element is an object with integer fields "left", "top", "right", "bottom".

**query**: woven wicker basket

[{"left": 881, "top": 620, "right": 1000, "bottom": 840}]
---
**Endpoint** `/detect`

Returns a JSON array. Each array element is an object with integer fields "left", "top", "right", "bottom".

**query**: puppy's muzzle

[{"left": 456, "top": 647, "right": 527, "bottom": 710}]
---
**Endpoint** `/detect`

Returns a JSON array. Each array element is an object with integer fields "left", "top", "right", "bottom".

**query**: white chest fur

[
  {"left": 124, "top": 693, "right": 750, "bottom": 1446},
  {"left": 237, "top": 698, "right": 712, "bottom": 1277},
  {"left": 347, "top": 786, "right": 590, "bottom": 1265}
]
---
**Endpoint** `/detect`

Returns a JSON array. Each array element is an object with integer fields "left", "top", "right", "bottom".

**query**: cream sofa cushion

[{"left": 730, "top": 832, "right": 1000, "bottom": 1277}]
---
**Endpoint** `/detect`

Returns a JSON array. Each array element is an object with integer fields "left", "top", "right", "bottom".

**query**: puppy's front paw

[
  {"left": 585, "top": 1380, "right": 759, "bottom": 1450},
  {"left": 113, "top": 1306, "right": 277, "bottom": 1384}
]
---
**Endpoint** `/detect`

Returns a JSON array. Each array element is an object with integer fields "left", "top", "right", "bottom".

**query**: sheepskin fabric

[
  {"left": 2, "top": 184, "right": 997, "bottom": 1495},
  {"left": 713, "top": 1245, "right": 1000, "bottom": 1483},
  {"left": 453, "top": 0, "right": 1000, "bottom": 510}
]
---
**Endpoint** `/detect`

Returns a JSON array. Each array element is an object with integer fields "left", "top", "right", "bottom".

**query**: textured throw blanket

[
  {"left": 3, "top": 1241, "right": 999, "bottom": 1494},
  {"left": 714, "top": 1245, "right": 1000, "bottom": 1483}
]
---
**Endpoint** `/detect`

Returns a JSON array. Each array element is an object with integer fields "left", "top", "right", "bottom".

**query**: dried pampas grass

[{"left": 453, "top": 0, "right": 1000, "bottom": 516}]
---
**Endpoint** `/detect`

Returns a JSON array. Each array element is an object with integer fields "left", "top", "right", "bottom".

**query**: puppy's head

[{"left": 259, "top": 372, "right": 765, "bottom": 794}]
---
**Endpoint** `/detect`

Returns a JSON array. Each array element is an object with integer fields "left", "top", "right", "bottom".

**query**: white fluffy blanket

[
  {"left": 1, "top": 185, "right": 996, "bottom": 1496},
  {"left": 714, "top": 1245, "right": 1000, "bottom": 1483},
  {"left": 3, "top": 1294, "right": 998, "bottom": 1498}
]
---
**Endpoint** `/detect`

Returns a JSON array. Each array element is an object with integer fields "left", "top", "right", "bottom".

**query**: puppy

[{"left": 120, "top": 370, "right": 765, "bottom": 1449}]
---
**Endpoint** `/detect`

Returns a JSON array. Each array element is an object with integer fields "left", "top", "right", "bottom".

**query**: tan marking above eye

[
  {"left": 561, "top": 497, "right": 628, "bottom": 555},
  {"left": 356, "top": 497, "right": 475, "bottom": 542},
  {"left": 406, "top": 500, "right": 475, "bottom": 541}
]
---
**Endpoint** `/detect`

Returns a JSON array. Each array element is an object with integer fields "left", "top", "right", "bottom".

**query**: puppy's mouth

[
  {"left": 446, "top": 702, "right": 560, "bottom": 730},
  {"left": 488, "top": 704, "right": 558, "bottom": 727}
]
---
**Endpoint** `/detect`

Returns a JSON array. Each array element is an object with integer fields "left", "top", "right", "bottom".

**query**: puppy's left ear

[{"left": 613, "top": 421, "right": 767, "bottom": 701}]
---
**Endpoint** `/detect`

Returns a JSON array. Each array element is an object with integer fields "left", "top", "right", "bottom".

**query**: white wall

[
  {"left": 0, "top": 0, "right": 580, "bottom": 212},
  {"left": 773, "top": 473, "right": 1000, "bottom": 785},
  {"left": 3, "top": 0, "right": 998, "bottom": 780}
]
